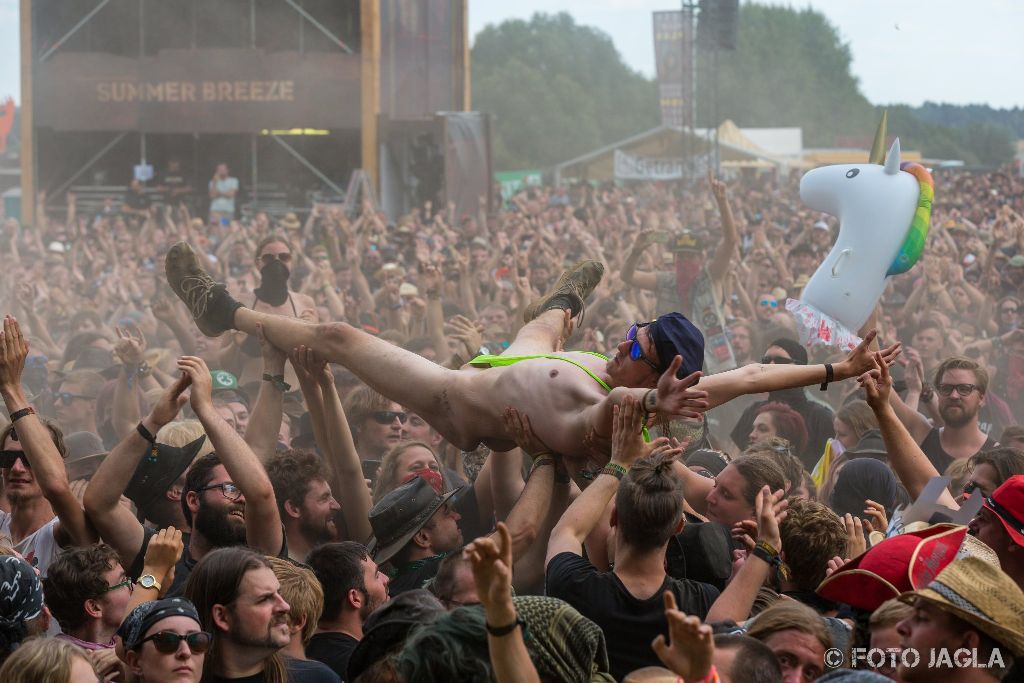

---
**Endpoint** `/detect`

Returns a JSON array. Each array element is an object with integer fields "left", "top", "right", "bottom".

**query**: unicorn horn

[
  {"left": 869, "top": 110, "right": 889, "bottom": 164},
  {"left": 884, "top": 138, "right": 901, "bottom": 175}
]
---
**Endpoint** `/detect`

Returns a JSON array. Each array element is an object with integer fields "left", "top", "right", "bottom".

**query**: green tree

[
  {"left": 698, "top": 4, "right": 875, "bottom": 145},
  {"left": 472, "top": 13, "right": 659, "bottom": 170}
]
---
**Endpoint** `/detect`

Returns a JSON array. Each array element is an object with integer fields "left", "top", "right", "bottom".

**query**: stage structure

[{"left": 19, "top": 0, "right": 488, "bottom": 225}]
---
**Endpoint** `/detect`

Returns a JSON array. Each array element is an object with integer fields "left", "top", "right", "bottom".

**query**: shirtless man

[{"left": 166, "top": 243, "right": 898, "bottom": 464}]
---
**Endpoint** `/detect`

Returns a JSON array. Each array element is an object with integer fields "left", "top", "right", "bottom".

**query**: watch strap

[{"left": 485, "top": 615, "right": 526, "bottom": 637}]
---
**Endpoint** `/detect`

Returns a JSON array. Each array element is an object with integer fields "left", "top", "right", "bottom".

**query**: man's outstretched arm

[
  {"left": 179, "top": 356, "right": 284, "bottom": 556},
  {"left": 0, "top": 316, "right": 96, "bottom": 548},
  {"left": 84, "top": 374, "right": 191, "bottom": 566},
  {"left": 700, "top": 331, "right": 901, "bottom": 409}
]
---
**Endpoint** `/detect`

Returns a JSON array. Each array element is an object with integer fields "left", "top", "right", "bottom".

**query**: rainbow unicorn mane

[{"left": 886, "top": 161, "right": 934, "bottom": 276}]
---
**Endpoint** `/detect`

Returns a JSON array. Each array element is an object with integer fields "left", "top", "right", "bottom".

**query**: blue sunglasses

[{"left": 626, "top": 322, "right": 661, "bottom": 372}]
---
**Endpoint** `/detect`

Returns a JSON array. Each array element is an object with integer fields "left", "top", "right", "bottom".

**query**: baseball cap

[
  {"left": 647, "top": 313, "right": 705, "bottom": 379},
  {"left": 210, "top": 370, "right": 238, "bottom": 391},
  {"left": 982, "top": 474, "right": 1024, "bottom": 547}
]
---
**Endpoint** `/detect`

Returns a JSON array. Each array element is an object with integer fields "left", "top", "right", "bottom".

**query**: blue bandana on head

[
  {"left": 647, "top": 312, "right": 705, "bottom": 379},
  {"left": 0, "top": 556, "right": 44, "bottom": 627}
]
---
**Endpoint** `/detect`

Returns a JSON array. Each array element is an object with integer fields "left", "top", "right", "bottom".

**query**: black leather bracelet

[
  {"left": 485, "top": 615, "right": 526, "bottom": 637},
  {"left": 9, "top": 407, "right": 35, "bottom": 423},
  {"left": 820, "top": 363, "right": 834, "bottom": 391}
]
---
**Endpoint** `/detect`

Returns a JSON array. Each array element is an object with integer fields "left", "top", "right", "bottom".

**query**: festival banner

[{"left": 34, "top": 49, "right": 360, "bottom": 133}]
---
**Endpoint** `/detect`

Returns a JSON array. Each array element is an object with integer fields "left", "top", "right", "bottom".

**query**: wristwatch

[{"left": 136, "top": 574, "right": 162, "bottom": 591}]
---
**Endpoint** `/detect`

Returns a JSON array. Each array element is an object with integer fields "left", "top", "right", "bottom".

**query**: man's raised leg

[
  {"left": 165, "top": 242, "right": 473, "bottom": 447},
  {"left": 502, "top": 259, "right": 605, "bottom": 356}
]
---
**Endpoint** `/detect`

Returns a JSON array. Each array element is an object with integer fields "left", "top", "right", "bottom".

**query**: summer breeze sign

[{"left": 35, "top": 49, "right": 360, "bottom": 133}]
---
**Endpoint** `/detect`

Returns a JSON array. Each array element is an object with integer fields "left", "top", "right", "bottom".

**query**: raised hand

[
  {"left": 655, "top": 357, "right": 709, "bottom": 420},
  {"left": 289, "top": 345, "right": 330, "bottom": 386},
  {"left": 114, "top": 325, "right": 147, "bottom": 366},
  {"left": 825, "top": 556, "right": 850, "bottom": 578},
  {"left": 858, "top": 351, "right": 893, "bottom": 412},
  {"left": 464, "top": 522, "right": 515, "bottom": 616},
  {"left": 502, "top": 407, "right": 551, "bottom": 458},
  {"left": 708, "top": 170, "right": 728, "bottom": 204},
  {"left": 176, "top": 356, "right": 213, "bottom": 411},
  {"left": 0, "top": 315, "right": 28, "bottom": 391},
  {"left": 651, "top": 591, "right": 715, "bottom": 682},
  {"left": 610, "top": 396, "right": 647, "bottom": 468},
  {"left": 149, "top": 372, "right": 191, "bottom": 426},
  {"left": 841, "top": 330, "right": 901, "bottom": 379},
  {"left": 863, "top": 499, "right": 889, "bottom": 534},
  {"left": 449, "top": 315, "right": 484, "bottom": 360},
  {"left": 142, "top": 526, "right": 184, "bottom": 598},
  {"left": 755, "top": 485, "right": 787, "bottom": 550},
  {"left": 843, "top": 513, "right": 867, "bottom": 558}
]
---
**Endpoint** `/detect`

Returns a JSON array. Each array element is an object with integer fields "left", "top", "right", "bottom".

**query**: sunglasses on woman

[
  {"left": 260, "top": 252, "right": 293, "bottom": 266},
  {"left": 759, "top": 299, "right": 778, "bottom": 308},
  {"left": 626, "top": 322, "right": 660, "bottom": 372},
  {"left": 137, "top": 631, "right": 213, "bottom": 655}
]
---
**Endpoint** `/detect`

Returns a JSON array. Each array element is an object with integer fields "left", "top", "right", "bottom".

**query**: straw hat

[
  {"left": 279, "top": 212, "right": 301, "bottom": 231},
  {"left": 898, "top": 557, "right": 1024, "bottom": 657},
  {"left": 958, "top": 533, "right": 1001, "bottom": 567}
]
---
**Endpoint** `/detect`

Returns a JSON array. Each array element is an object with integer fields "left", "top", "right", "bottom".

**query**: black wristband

[
  {"left": 485, "top": 615, "right": 526, "bottom": 637},
  {"left": 137, "top": 422, "right": 159, "bottom": 461},
  {"left": 137, "top": 422, "right": 157, "bottom": 443},
  {"left": 820, "top": 363, "right": 834, "bottom": 391},
  {"left": 9, "top": 407, "right": 35, "bottom": 423},
  {"left": 263, "top": 373, "right": 291, "bottom": 392}
]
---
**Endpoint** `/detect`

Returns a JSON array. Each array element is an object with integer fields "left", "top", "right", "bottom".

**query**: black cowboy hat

[{"left": 367, "top": 476, "right": 457, "bottom": 565}]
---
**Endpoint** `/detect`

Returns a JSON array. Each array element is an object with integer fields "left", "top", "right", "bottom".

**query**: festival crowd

[{"left": 0, "top": 161, "right": 1023, "bottom": 683}]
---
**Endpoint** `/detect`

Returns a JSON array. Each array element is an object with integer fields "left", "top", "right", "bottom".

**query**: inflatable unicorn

[{"left": 786, "top": 138, "right": 934, "bottom": 350}]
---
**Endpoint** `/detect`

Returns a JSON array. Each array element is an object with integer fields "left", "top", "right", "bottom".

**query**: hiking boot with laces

[
  {"left": 165, "top": 242, "right": 243, "bottom": 337},
  {"left": 524, "top": 260, "right": 605, "bottom": 324}
]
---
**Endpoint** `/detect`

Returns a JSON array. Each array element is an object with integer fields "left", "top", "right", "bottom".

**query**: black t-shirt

[
  {"left": 307, "top": 632, "right": 358, "bottom": 682},
  {"left": 920, "top": 427, "right": 998, "bottom": 473},
  {"left": 123, "top": 189, "right": 151, "bottom": 211},
  {"left": 545, "top": 551, "right": 720, "bottom": 681},
  {"left": 210, "top": 657, "right": 340, "bottom": 683},
  {"left": 452, "top": 482, "right": 493, "bottom": 543}
]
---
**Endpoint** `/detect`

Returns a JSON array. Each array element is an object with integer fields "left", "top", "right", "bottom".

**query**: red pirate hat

[{"left": 816, "top": 524, "right": 967, "bottom": 612}]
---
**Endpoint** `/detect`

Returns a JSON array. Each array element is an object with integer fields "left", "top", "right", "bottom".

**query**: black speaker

[{"left": 698, "top": 0, "right": 739, "bottom": 51}]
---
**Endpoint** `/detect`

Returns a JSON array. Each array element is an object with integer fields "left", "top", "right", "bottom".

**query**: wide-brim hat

[
  {"left": 124, "top": 435, "right": 207, "bottom": 515},
  {"left": 982, "top": 474, "right": 1024, "bottom": 547},
  {"left": 346, "top": 590, "right": 446, "bottom": 681},
  {"left": 367, "top": 476, "right": 458, "bottom": 564},
  {"left": 817, "top": 524, "right": 966, "bottom": 612},
  {"left": 61, "top": 347, "right": 120, "bottom": 380},
  {"left": 898, "top": 557, "right": 1024, "bottom": 657}
]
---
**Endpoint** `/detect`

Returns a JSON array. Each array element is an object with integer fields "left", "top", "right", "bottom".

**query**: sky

[{"left": 1, "top": 0, "right": 1021, "bottom": 109}]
